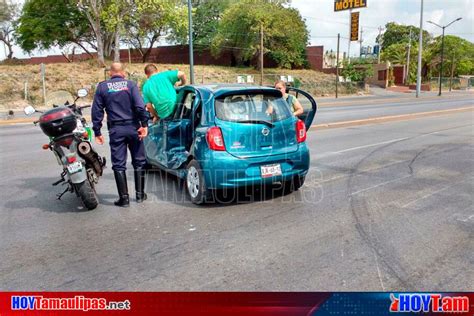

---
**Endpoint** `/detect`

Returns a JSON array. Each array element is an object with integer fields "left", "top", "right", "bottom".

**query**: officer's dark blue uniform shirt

[{"left": 92, "top": 75, "right": 148, "bottom": 136}]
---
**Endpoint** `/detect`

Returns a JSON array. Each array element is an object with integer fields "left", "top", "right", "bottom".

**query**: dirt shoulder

[{"left": 0, "top": 61, "right": 364, "bottom": 110}]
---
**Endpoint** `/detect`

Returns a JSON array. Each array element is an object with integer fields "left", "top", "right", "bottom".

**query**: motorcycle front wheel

[{"left": 73, "top": 180, "right": 98, "bottom": 210}]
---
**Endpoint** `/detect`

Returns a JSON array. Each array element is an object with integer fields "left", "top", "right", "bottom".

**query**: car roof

[{"left": 189, "top": 84, "right": 280, "bottom": 98}]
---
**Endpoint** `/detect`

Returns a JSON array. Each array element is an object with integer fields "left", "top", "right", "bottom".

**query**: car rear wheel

[
  {"left": 186, "top": 160, "right": 211, "bottom": 204},
  {"left": 283, "top": 175, "right": 306, "bottom": 193}
]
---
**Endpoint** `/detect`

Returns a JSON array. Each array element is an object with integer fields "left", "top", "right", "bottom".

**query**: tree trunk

[
  {"left": 142, "top": 35, "right": 159, "bottom": 63},
  {"left": 96, "top": 31, "right": 105, "bottom": 66},
  {"left": 114, "top": 27, "right": 121, "bottom": 62},
  {"left": 61, "top": 52, "right": 72, "bottom": 63},
  {"left": 74, "top": 41, "right": 95, "bottom": 58},
  {"left": 83, "top": 6, "right": 105, "bottom": 67},
  {"left": 6, "top": 41, "right": 13, "bottom": 59}
]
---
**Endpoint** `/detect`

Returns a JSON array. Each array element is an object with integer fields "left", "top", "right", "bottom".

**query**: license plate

[
  {"left": 67, "top": 161, "right": 83, "bottom": 174},
  {"left": 260, "top": 163, "right": 282, "bottom": 178}
]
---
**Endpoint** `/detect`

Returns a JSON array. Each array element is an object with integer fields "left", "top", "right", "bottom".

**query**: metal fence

[
  {"left": 0, "top": 69, "right": 367, "bottom": 112},
  {"left": 429, "top": 77, "right": 472, "bottom": 91}
]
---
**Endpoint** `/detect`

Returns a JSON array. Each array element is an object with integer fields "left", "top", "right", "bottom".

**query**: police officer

[{"left": 92, "top": 63, "right": 149, "bottom": 207}]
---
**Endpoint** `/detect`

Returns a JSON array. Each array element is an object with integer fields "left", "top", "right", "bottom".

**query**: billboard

[
  {"left": 334, "top": 0, "right": 367, "bottom": 12},
  {"left": 350, "top": 12, "right": 359, "bottom": 41}
]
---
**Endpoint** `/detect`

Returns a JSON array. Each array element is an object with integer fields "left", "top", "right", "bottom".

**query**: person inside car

[{"left": 271, "top": 80, "right": 304, "bottom": 116}]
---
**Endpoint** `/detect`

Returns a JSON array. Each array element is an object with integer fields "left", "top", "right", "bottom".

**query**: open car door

[
  {"left": 165, "top": 88, "right": 198, "bottom": 169},
  {"left": 287, "top": 87, "right": 317, "bottom": 130}
]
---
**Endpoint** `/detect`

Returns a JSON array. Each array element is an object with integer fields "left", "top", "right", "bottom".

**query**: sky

[{"left": 1, "top": 0, "right": 473, "bottom": 60}]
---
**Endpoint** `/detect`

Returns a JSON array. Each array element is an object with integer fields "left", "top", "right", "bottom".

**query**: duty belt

[{"left": 107, "top": 120, "right": 138, "bottom": 128}]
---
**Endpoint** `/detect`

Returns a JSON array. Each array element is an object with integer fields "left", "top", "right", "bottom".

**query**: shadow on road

[
  {"left": 3, "top": 176, "right": 94, "bottom": 213},
  {"left": 137, "top": 169, "right": 294, "bottom": 208}
]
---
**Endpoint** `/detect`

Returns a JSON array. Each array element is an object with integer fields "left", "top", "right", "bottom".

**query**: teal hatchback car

[{"left": 144, "top": 84, "right": 317, "bottom": 204}]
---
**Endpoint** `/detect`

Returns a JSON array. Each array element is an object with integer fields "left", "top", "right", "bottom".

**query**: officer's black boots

[
  {"left": 134, "top": 169, "right": 147, "bottom": 203},
  {"left": 113, "top": 170, "right": 130, "bottom": 207}
]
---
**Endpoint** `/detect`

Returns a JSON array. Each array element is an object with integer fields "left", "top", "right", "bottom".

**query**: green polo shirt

[{"left": 142, "top": 70, "right": 179, "bottom": 119}]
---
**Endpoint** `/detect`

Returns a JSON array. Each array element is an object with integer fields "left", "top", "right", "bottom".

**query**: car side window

[
  {"left": 173, "top": 90, "right": 186, "bottom": 120},
  {"left": 180, "top": 92, "right": 195, "bottom": 119}
]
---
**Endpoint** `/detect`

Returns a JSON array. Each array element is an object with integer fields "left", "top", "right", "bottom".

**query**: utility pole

[
  {"left": 438, "top": 26, "right": 446, "bottom": 96},
  {"left": 449, "top": 52, "right": 455, "bottom": 92},
  {"left": 187, "top": 0, "right": 195, "bottom": 84},
  {"left": 359, "top": 27, "right": 364, "bottom": 58},
  {"left": 336, "top": 33, "right": 340, "bottom": 99},
  {"left": 377, "top": 26, "right": 384, "bottom": 64},
  {"left": 348, "top": 9, "right": 352, "bottom": 63},
  {"left": 41, "top": 63, "right": 46, "bottom": 107},
  {"left": 260, "top": 23, "right": 264, "bottom": 86},
  {"left": 405, "top": 27, "right": 412, "bottom": 84},
  {"left": 427, "top": 18, "right": 462, "bottom": 96},
  {"left": 416, "top": 0, "right": 423, "bottom": 98}
]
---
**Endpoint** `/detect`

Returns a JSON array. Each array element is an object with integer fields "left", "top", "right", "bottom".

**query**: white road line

[
  {"left": 401, "top": 179, "right": 471, "bottom": 208},
  {"left": 334, "top": 137, "right": 410, "bottom": 154},
  {"left": 315, "top": 124, "right": 473, "bottom": 159},
  {"left": 350, "top": 175, "right": 412, "bottom": 196}
]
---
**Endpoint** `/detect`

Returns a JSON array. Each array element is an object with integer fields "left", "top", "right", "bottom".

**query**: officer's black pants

[{"left": 109, "top": 125, "right": 146, "bottom": 171}]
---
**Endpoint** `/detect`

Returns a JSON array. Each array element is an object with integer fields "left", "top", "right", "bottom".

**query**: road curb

[
  {"left": 1, "top": 107, "right": 472, "bottom": 129},
  {"left": 0, "top": 115, "right": 92, "bottom": 126},
  {"left": 318, "top": 94, "right": 473, "bottom": 107},
  {"left": 311, "top": 106, "right": 473, "bottom": 130}
]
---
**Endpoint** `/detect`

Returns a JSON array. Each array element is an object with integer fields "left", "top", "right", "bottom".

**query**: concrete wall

[
  {"left": 17, "top": 45, "right": 325, "bottom": 71},
  {"left": 365, "top": 62, "right": 389, "bottom": 87},
  {"left": 306, "top": 46, "right": 324, "bottom": 71}
]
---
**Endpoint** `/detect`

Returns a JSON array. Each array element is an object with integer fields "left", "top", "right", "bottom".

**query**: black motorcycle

[{"left": 24, "top": 89, "right": 105, "bottom": 210}]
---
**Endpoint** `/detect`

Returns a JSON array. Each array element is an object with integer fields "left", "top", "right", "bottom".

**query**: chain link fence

[
  {"left": 429, "top": 77, "right": 472, "bottom": 91},
  {"left": 0, "top": 66, "right": 367, "bottom": 114}
]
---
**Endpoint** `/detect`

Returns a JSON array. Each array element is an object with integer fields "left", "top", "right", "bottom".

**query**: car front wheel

[{"left": 186, "top": 160, "right": 211, "bottom": 204}]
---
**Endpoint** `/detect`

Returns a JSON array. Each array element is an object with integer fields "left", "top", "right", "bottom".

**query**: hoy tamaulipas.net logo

[{"left": 390, "top": 293, "right": 469, "bottom": 313}]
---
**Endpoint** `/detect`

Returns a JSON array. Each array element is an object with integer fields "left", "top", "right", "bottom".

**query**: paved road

[
  {"left": 0, "top": 95, "right": 472, "bottom": 291},
  {"left": 315, "top": 94, "right": 473, "bottom": 124}
]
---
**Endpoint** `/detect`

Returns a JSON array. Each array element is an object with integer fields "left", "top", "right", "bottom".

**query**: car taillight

[
  {"left": 206, "top": 126, "right": 225, "bottom": 151},
  {"left": 296, "top": 120, "right": 306, "bottom": 143}
]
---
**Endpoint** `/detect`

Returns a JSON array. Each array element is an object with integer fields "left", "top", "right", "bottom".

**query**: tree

[
  {"left": 122, "top": 0, "right": 188, "bottom": 63},
  {"left": 426, "top": 35, "right": 474, "bottom": 77},
  {"left": 192, "top": 0, "right": 231, "bottom": 49},
  {"left": 378, "top": 22, "right": 432, "bottom": 49},
  {"left": 211, "top": 0, "right": 309, "bottom": 68},
  {"left": 101, "top": 0, "right": 132, "bottom": 62},
  {"left": 0, "top": 0, "right": 18, "bottom": 59},
  {"left": 381, "top": 43, "right": 407, "bottom": 65},
  {"left": 341, "top": 60, "right": 373, "bottom": 82},
  {"left": 15, "top": 0, "right": 94, "bottom": 58},
  {"left": 78, "top": 0, "right": 108, "bottom": 66}
]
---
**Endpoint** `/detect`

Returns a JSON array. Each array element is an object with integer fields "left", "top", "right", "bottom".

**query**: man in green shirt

[{"left": 142, "top": 64, "right": 187, "bottom": 123}]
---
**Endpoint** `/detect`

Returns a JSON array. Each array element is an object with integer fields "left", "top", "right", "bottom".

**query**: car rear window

[{"left": 215, "top": 94, "right": 292, "bottom": 122}]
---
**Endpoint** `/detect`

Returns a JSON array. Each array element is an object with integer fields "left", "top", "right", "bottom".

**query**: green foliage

[
  {"left": 192, "top": 0, "right": 231, "bottom": 48},
  {"left": 427, "top": 35, "right": 474, "bottom": 76},
  {"left": 341, "top": 61, "right": 373, "bottom": 82},
  {"left": 381, "top": 43, "right": 406, "bottom": 65},
  {"left": 0, "top": 0, "right": 16, "bottom": 23},
  {"left": 0, "top": 0, "right": 18, "bottom": 59},
  {"left": 211, "top": 0, "right": 309, "bottom": 69},
  {"left": 378, "top": 22, "right": 431, "bottom": 48},
  {"left": 15, "top": 0, "right": 91, "bottom": 53},
  {"left": 123, "top": 0, "right": 188, "bottom": 61}
]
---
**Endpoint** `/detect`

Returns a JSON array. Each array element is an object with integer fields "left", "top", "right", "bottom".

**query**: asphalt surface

[{"left": 0, "top": 94, "right": 473, "bottom": 291}]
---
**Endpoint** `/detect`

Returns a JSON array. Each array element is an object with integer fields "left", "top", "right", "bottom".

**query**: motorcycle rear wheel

[{"left": 74, "top": 180, "right": 98, "bottom": 210}]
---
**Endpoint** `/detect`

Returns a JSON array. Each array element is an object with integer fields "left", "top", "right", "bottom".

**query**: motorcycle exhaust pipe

[
  {"left": 78, "top": 141, "right": 103, "bottom": 176},
  {"left": 78, "top": 141, "right": 92, "bottom": 156}
]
